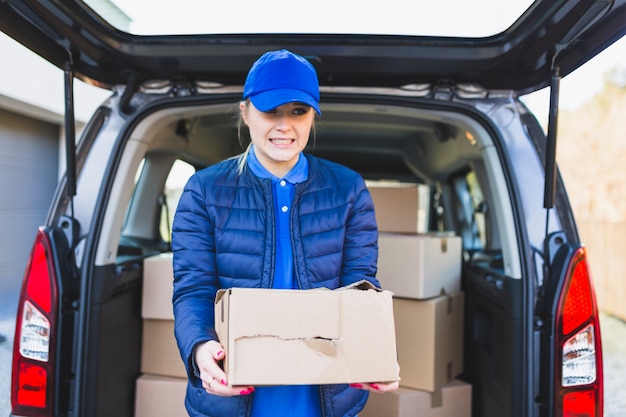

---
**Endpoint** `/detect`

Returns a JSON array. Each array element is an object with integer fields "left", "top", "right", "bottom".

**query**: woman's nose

[{"left": 274, "top": 114, "right": 291, "bottom": 131}]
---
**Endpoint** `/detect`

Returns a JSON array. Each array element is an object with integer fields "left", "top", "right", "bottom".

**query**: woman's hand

[
  {"left": 348, "top": 360, "right": 400, "bottom": 393},
  {"left": 349, "top": 380, "right": 400, "bottom": 393},
  {"left": 194, "top": 340, "right": 255, "bottom": 397}
]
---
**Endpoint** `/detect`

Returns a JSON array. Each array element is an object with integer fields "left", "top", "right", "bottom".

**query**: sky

[
  {"left": 110, "top": 0, "right": 626, "bottom": 123},
  {"left": 522, "top": 36, "right": 626, "bottom": 124}
]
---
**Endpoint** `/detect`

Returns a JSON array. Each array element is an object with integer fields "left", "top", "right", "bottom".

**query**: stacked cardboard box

[
  {"left": 393, "top": 292, "right": 464, "bottom": 392},
  {"left": 361, "top": 380, "right": 472, "bottom": 417},
  {"left": 135, "top": 183, "right": 471, "bottom": 416},
  {"left": 135, "top": 374, "right": 187, "bottom": 417},
  {"left": 136, "top": 253, "right": 187, "bottom": 416},
  {"left": 370, "top": 182, "right": 462, "bottom": 300},
  {"left": 367, "top": 184, "right": 471, "bottom": 416},
  {"left": 377, "top": 233, "right": 462, "bottom": 299},
  {"left": 368, "top": 184, "right": 425, "bottom": 234},
  {"left": 139, "top": 252, "right": 186, "bottom": 378}
]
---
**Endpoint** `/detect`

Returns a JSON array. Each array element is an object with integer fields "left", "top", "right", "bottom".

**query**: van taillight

[
  {"left": 11, "top": 229, "right": 58, "bottom": 417},
  {"left": 555, "top": 247, "right": 603, "bottom": 417}
]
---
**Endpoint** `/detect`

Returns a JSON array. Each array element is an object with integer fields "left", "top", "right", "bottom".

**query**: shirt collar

[{"left": 247, "top": 146, "right": 309, "bottom": 184}]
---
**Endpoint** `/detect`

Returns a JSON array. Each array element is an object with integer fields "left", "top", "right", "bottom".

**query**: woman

[{"left": 172, "top": 49, "right": 398, "bottom": 417}]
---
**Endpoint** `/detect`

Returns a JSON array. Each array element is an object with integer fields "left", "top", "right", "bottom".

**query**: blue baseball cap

[{"left": 243, "top": 49, "right": 321, "bottom": 115}]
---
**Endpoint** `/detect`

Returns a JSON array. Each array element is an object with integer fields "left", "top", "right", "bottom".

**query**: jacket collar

[{"left": 246, "top": 145, "right": 309, "bottom": 184}]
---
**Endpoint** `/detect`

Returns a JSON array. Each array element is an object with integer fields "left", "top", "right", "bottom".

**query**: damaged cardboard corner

[{"left": 215, "top": 281, "right": 400, "bottom": 386}]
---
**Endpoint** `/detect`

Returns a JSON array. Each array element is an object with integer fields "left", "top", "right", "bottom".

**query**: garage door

[{"left": 0, "top": 107, "right": 59, "bottom": 320}]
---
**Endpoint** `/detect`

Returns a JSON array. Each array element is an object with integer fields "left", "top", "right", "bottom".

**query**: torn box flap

[
  {"left": 215, "top": 287, "right": 230, "bottom": 304},
  {"left": 340, "top": 279, "right": 382, "bottom": 292}
]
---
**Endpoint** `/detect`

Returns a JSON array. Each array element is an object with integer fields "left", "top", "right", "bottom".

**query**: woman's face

[{"left": 241, "top": 101, "right": 315, "bottom": 177}]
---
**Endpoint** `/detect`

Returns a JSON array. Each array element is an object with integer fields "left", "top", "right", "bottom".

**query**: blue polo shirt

[{"left": 247, "top": 148, "right": 322, "bottom": 417}]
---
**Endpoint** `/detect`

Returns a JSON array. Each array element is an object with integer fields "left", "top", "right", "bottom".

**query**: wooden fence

[{"left": 577, "top": 220, "right": 626, "bottom": 322}]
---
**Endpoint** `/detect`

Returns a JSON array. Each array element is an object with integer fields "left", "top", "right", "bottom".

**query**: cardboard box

[
  {"left": 141, "top": 319, "right": 186, "bottom": 379},
  {"left": 368, "top": 184, "right": 426, "bottom": 233},
  {"left": 135, "top": 374, "right": 187, "bottom": 417},
  {"left": 360, "top": 379, "right": 472, "bottom": 417},
  {"left": 142, "top": 253, "right": 175, "bottom": 320},
  {"left": 394, "top": 293, "right": 464, "bottom": 392},
  {"left": 377, "top": 233, "right": 461, "bottom": 299},
  {"left": 215, "top": 280, "right": 400, "bottom": 386}
]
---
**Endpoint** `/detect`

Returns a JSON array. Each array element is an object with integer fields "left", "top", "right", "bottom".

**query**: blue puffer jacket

[{"left": 171, "top": 153, "right": 380, "bottom": 417}]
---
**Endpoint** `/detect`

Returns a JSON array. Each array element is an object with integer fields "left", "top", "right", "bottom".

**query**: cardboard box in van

[
  {"left": 360, "top": 379, "right": 472, "bottom": 417},
  {"left": 368, "top": 184, "right": 424, "bottom": 233},
  {"left": 394, "top": 292, "right": 464, "bottom": 392},
  {"left": 140, "top": 319, "right": 186, "bottom": 379},
  {"left": 377, "top": 233, "right": 461, "bottom": 299},
  {"left": 142, "top": 253, "right": 175, "bottom": 320},
  {"left": 215, "top": 280, "right": 400, "bottom": 386},
  {"left": 135, "top": 374, "right": 187, "bottom": 417}
]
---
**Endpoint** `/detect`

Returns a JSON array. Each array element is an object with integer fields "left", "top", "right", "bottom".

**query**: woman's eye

[{"left": 293, "top": 107, "right": 310, "bottom": 115}]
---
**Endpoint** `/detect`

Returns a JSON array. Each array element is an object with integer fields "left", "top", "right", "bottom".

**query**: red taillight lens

[
  {"left": 563, "top": 389, "right": 597, "bottom": 417},
  {"left": 555, "top": 247, "right": 603, "bottom": 417},
  {"left": 25, "top": 240, "right": 53, "bottom": 314},
  {"left": 11, "top": 229, "right": 58, "bottom": 417},
  {"left": 16, "top": 362, "right": 49, "bottom": 408},
  {"left": 561, "top": 260, "right": 593, "bottom": 335}
]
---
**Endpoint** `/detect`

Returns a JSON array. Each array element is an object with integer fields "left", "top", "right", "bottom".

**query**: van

[{"left": 2, "top": 0, "right": 623, "bottom": 416}]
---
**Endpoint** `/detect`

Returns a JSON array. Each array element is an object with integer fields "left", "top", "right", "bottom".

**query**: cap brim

[{"left": 249, "top": 88, "right": 322, "bottom": 115}]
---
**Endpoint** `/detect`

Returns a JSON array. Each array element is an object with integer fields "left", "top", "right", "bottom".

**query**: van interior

[{"left": 78, "top": 94, "right": 534, "bottom": 417}]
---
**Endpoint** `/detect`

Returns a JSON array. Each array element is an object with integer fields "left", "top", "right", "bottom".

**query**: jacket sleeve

[
  {"left": 340, "top": 175, "right": 381, "bottom": 288},
  {"left": 171, "top": 173, "right": 219, "bottom": 382}
]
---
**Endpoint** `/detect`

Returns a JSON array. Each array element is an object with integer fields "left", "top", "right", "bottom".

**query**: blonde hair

[
  {"left": 235, "top": 99, "right": 317, "bottom": 175},
  {"left": 235, "top": 101, "right": 253, "bottom": 175}
]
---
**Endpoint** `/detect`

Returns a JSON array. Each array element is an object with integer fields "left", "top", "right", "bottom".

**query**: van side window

[
  {"left": 119, "top": 157, "right": 195, "bottom": 258},
  {"left": 466, "top": 171, "right": 487, "bottom": 249},
  {"left": 449, "top": 171, "right": 486, "bottom": 252},
  {"left": 160, "top": 160, "right": 195, "bottom": 243}
]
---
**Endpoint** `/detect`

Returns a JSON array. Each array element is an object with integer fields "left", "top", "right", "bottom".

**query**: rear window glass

[{"left": 87, "top": 0, "right": 535, "bottom": 38}]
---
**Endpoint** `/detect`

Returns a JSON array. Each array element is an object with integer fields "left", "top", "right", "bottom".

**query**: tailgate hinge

[
  {"left": 120, "top": 70, "right": 141, "bottom": 115},
  {"left": 170, "top": 80, "right": 196, "bottom": 97}
]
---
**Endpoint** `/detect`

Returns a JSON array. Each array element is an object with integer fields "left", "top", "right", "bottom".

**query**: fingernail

[
  {"left": 217, "top": 350, "right": 224, "bottom": 356},
  {"left": 221, "top": 379, "right": 227, "bottom": 385},
  {"left": 369, "top": 383, "right": 380, "bottom": 390},
  {"left": 349, "top": 383, "right": 363, "bottom": 388},
  {"left": 240, "top": 387, "right": 255, "bottom": 395}
]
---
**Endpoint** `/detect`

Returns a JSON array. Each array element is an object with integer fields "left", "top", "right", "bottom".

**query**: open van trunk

[
  {"left": 40, "top": 90, "right": 555, "bottom": 417},
  {"left": 9, "top": 81, "right": 603, "bottom": 417}
]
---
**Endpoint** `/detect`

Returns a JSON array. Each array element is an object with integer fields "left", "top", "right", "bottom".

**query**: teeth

[{"left": 272, "top": 139, "right": 292, "bottom": 145}]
